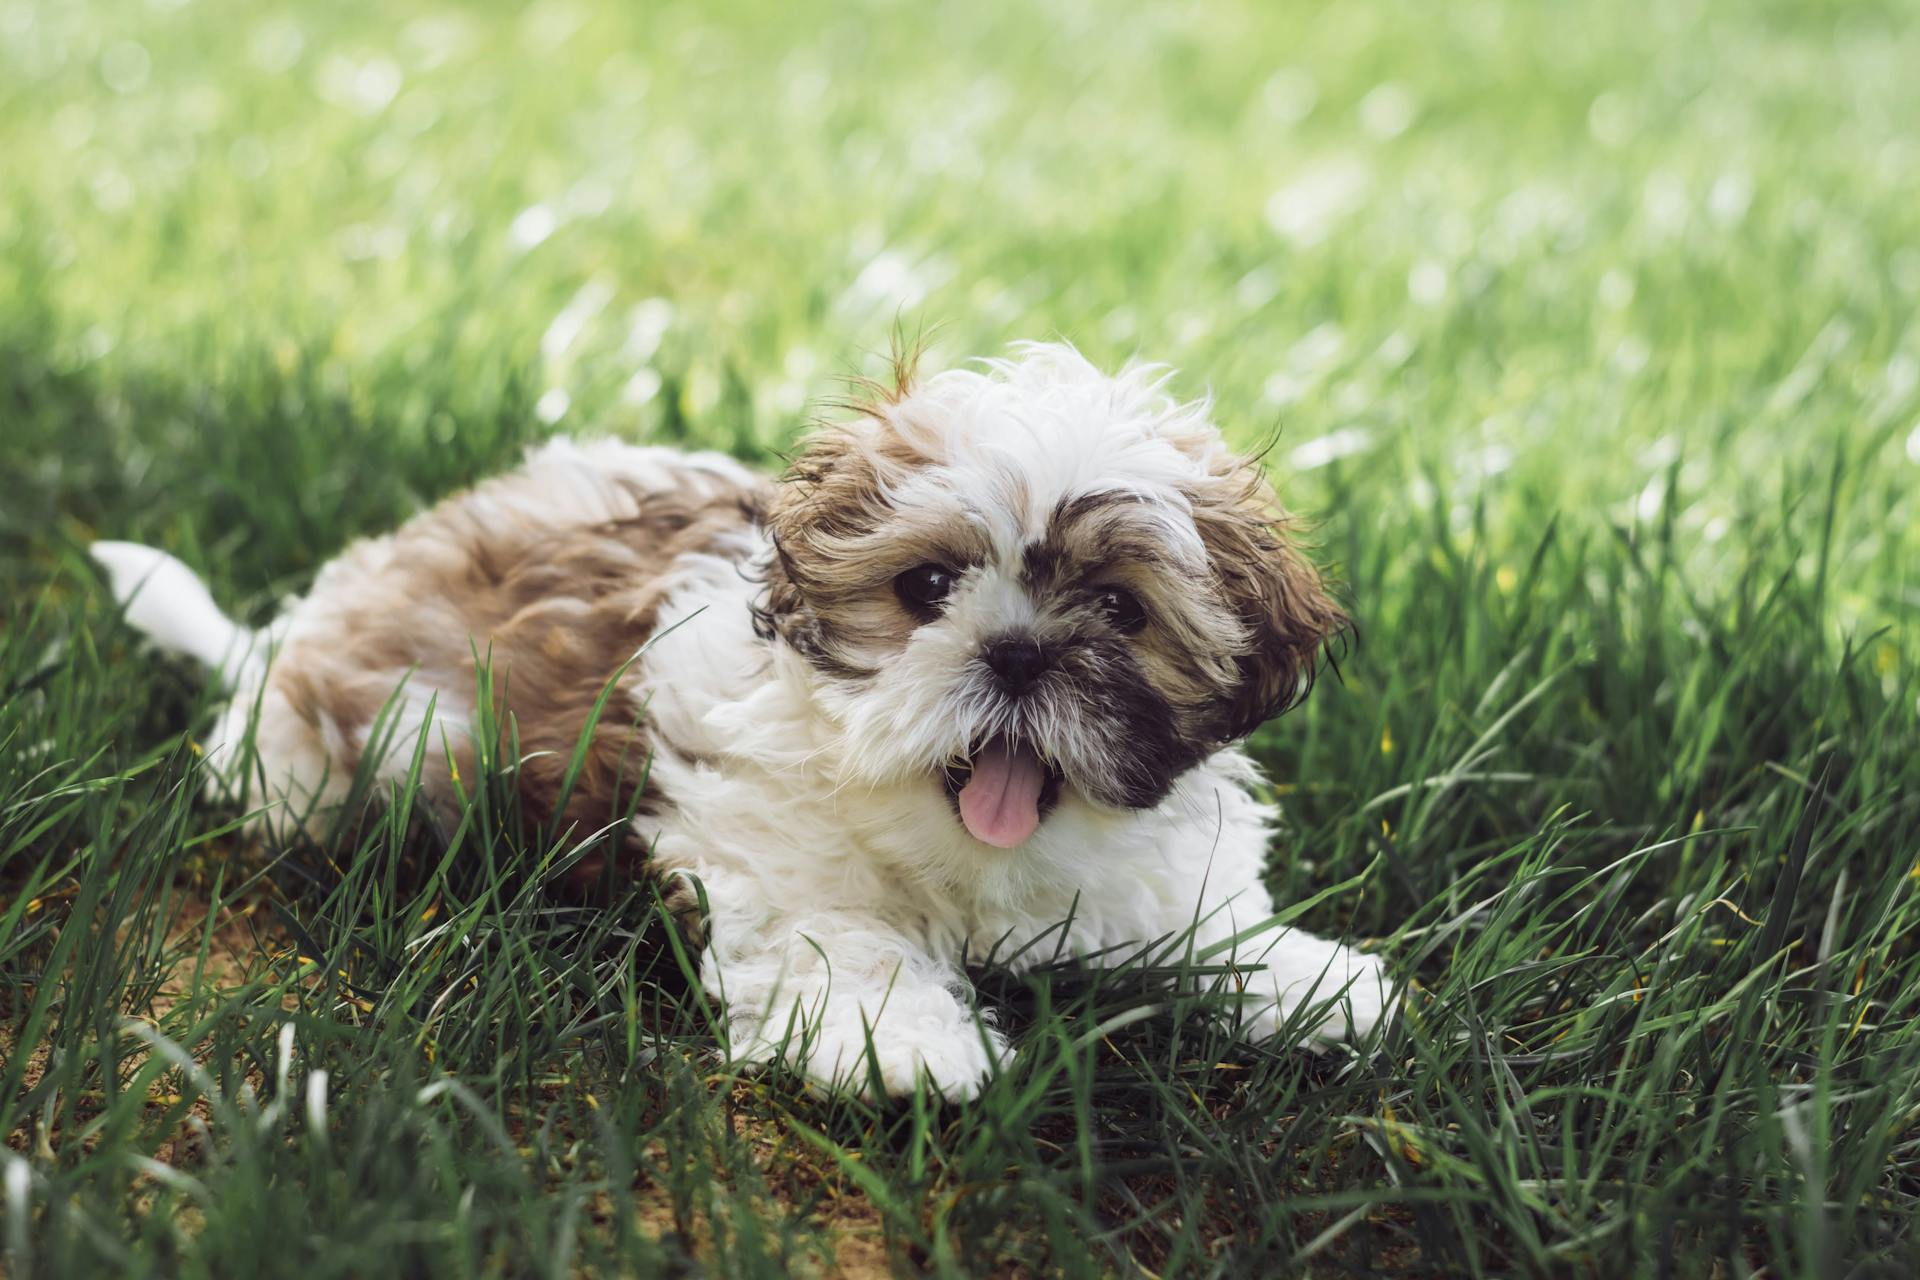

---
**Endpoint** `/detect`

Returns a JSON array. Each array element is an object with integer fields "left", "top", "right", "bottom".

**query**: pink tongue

[{"left": 957, "top": 742, "right": 1047, "bottom": 848}]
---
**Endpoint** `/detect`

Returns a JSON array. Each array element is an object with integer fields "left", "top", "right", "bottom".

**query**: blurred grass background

[
  {"left": 7, "top": 0, "right": 1917, "bottom": 604},
  {"left": 4, "top": 0, "right": 1920, "bottom": 1276}
]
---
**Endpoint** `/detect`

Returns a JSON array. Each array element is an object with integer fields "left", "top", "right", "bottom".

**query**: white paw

[
  {"left": 1241, "top": 936, "right": 1391, "bottom": 1047},
  {"left": 731, "top": 1003, "right": 1011, "bottom": 1101},
  {"left": 847, "top": 1019, "right": 1011, "bottom": 1101}
]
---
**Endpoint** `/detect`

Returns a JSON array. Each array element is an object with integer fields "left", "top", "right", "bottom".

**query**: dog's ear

[
  {"left": 759, "top": 430, "right": 833, "bottom": 610},
  {"left": 1186, "top": 462, "right": 1347, "bottom": 742},
  {"left": 753, "top": 422, "right": 862, "bottom": 660},
  {"left": 754, "top": 350, "right": 930, "bottom": 668}
]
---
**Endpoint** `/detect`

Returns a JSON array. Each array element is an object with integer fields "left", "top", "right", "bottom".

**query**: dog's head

[{"left": 756, "top": 343, "right": 1345, "bottom": 850}]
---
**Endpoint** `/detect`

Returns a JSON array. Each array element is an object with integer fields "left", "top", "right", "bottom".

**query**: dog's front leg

[{"left": 696, "top": 886, "right": 1009, "bottom": 1099}]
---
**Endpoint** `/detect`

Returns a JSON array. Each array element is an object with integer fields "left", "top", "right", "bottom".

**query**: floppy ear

[
  {"left": 752, "top": 351, "right": 930, "bottom": 671},
  {"left": 1187, "top": 463, "right": 1348, "bottom": 742},
  {"left": 752, "top": 419, "right": 876, "bottom": 663}
]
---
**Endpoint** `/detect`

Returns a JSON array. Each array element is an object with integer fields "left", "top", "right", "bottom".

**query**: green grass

[{"left": 5, "top": 0, "right": 1920, "bottom": 1273}]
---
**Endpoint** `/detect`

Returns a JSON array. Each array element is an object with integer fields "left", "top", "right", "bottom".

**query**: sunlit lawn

[{"left": 4, "top": 0, "right": 1920, "bottom": 1274}]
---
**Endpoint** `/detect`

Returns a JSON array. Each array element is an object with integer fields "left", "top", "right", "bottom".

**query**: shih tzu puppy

[{"left": 95, "top": 342, "right": 1388, "bottom": 1098}]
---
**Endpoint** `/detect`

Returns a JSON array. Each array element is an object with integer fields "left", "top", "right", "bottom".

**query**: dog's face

[{"left": 757, "top": 344, "right": 1345, "bottom": 851}]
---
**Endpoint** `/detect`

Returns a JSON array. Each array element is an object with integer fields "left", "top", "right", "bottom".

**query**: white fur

[
  {"left": 91, "top": 542, "right": 262, "bottom": 678},
  {"left": 97, "top": 344, "right": 1390, "bottom": 1100}
]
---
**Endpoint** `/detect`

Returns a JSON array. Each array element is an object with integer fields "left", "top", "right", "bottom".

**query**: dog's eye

[
  {"left": 1095, "top": 585, "right": 1148, "bottom": 633},
  {"left": 894, "top": 563, "right": 958, "bottom": 617}
]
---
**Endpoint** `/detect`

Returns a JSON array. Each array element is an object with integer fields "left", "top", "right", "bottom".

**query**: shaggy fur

[{"left": 95, "top": 342, "right": 1389, "bottom": 1098}]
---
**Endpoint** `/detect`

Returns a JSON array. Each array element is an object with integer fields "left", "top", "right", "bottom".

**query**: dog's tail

[{"left": 91, "top": 541, "right": 262, "bottom": 687}]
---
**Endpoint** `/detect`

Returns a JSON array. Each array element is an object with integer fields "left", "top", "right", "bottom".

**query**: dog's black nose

[{"left": 983, "top": 637, "right": 1049, "bottom": 693}]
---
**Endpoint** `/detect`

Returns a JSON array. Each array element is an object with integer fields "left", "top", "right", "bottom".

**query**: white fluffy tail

[{"left": 92, "top": 541, "right": 260, "bottom": 685}]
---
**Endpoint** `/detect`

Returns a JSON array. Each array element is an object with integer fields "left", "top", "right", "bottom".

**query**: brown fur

[
  {"left": 1021, "top": 491, "right": 1243, "bottom": 742},
  {"left": 1017, "top": 477, "right": 1343, "bottom": 758},
  {"left": 1183, "top": 460, "right": 1347, "bottom": 740},
  {"left": 264, "top": 452, "right": 769, "bottom": 890}
]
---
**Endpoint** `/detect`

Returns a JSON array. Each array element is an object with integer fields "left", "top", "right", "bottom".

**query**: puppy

[{"left": 95, "top": 342, "right": 1387, "bottom": 1098}]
